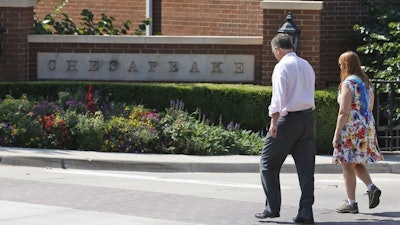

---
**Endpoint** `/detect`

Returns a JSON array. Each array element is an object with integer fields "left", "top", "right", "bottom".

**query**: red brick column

[
  {"left": 260, "top": 1, "right": 323, "bottom": 87},
  {"left": 0, "top": 1, "right": 35, "bottom": 81}
]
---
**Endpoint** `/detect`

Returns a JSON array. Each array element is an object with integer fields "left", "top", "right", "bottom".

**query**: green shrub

[
  {"left": 158, "top": 100, "right": 264, "bottom": 155},
  {"left": 0, "top": 95, "right": 45, "bottom": 148},
  {"left": 0, "top": 95, "right": 34, "bottom": 124},
  {"left": 70, "top": 112, "right": 105, "bottom": 151},
  {"left": 314, "top": 89, "right": 338, "bottom": 154},
  {"left": 102, "top": 106, "right": 159, "bottom": 153}
]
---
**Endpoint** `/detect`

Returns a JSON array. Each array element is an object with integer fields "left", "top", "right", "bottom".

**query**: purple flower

[{"left": 66, "top": 100, "right": 85, "bottom": 107}]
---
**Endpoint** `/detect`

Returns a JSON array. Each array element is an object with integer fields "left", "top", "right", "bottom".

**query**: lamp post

[
  {"left": 0, "top": 23, "right": 6, "bottom": 57},
  {"left": 278, "top": 12, "right": 301, "bottom": 51}
]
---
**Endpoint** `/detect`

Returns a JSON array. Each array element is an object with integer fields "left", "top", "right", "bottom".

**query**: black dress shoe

[
  {"left": 292, "top": 216, "right": 314, "bottom": 224},
  {"left": 254, "top": 210, "right": 280, "bottom": 219}
]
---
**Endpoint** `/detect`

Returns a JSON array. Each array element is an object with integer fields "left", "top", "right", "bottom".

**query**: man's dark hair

[{"left": 271, "top": 33, "right": 293, "bottom": 50}]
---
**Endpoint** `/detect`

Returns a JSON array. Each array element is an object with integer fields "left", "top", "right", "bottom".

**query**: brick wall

[
  {"left": 262, "top": 0, "right": 399, "bottom": 88},
  {"left": 3, "top": 0, "right": 398, "bottom": 87},
  {"left": 160, "top": 0, "right": 263, "bottom": 36},
  {"left": 0, "top": 6, "right": 34, "bottom": 81},
  {"left": 261, "top": 3, "right": 322, "bottom": 86},
  {"left": 34, "top": 0, "right": 147, "bottom": 33},
  {"left": 34, "top": 0, "right": 263, "bottom": 36},
  {"left": 320, "top": 0, "right": 368, "bottom": 87}
]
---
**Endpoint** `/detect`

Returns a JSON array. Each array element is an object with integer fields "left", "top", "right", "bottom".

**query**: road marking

[
  {"left": 49, "top": 169, "right": 268, "bottom": 189},
  {"left": 316, "top": 178, "right": 400, "bottom": 183},
  {"left": 49, "top": 169, "right": 400, "bottom": 190}
]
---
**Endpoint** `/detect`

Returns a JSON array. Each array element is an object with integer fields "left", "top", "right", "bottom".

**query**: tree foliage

[
  {"left": 354, "top": 0, "right": 400, "bottom": 123},
  {"left": 354, "top": 0, "right": 400, "bottom": 81}
]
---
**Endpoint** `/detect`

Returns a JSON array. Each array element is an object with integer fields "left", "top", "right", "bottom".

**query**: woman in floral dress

[{"left": 332, "top": 51, "right": 384, "bottom": 214}]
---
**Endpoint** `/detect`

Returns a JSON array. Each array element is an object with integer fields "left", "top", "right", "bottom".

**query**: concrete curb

[
  {"left": 1, "top": 147, "right": 399, "bottom": 173},
  {"left": 0, "top": 156, "right": 261, "bottom": 172}
]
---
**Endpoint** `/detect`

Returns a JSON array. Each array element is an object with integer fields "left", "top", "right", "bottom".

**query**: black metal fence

[{"left": 372, "top": 80, "right": 400, "bottom": 151}]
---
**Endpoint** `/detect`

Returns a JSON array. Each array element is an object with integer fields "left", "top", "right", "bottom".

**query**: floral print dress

[{"left": 332, "top": 78, "right": 384, "bottom": 164}]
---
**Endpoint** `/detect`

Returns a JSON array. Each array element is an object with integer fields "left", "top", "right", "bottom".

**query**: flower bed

[{"left": 0, "top": 85, "right": 264, "bottom": 155}]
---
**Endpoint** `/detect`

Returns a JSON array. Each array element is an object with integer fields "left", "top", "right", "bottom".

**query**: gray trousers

[{"left": 260, "top": 110, "right": 316, "bottom": 218}]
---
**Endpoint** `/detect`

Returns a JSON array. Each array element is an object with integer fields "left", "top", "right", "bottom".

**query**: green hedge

[{"left": 0, "top": 81, "right": 338, "bottom": 154}]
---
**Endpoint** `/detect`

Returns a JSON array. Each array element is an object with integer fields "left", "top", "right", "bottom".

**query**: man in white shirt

[{"left": 255, "top": 33, "right": 316, "bottom": 224}]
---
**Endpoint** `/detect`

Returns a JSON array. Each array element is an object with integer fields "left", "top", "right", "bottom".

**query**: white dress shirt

[{"left": 268, "top": 52, "right": 315, "bottom": 117}]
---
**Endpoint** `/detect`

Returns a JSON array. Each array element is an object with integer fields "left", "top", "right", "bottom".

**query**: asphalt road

[{"left": 1, "top": 165, "right": 399, "bottom": 225}]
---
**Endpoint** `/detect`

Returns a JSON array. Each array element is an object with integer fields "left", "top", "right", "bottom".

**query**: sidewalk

[{"left": 1, "top": 147, "right": 399, "bottom": 173}]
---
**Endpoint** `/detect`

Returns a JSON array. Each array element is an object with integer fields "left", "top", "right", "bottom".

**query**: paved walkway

[{"left": 1, "top": 147, "right": 399, "bottom": 173}]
